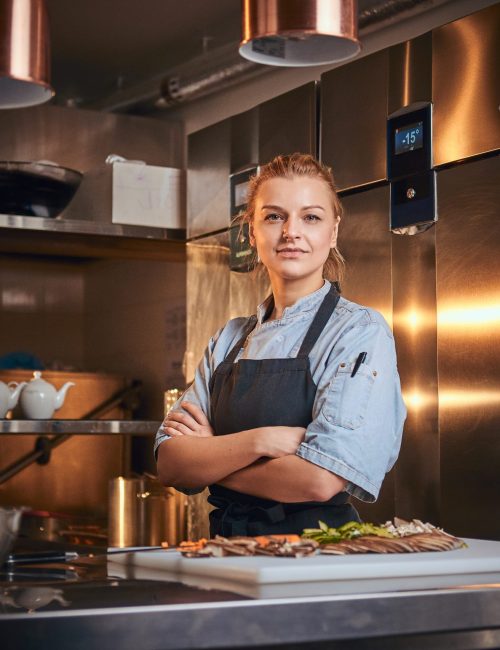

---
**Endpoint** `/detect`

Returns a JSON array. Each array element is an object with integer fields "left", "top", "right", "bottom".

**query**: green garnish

[{"left": 302, "top": 520, "right": 395, "bottom": 544}]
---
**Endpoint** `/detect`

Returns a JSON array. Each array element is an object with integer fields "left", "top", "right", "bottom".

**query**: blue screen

[{"left": 395, "top": 121, "right": 423, "bottom": 155}]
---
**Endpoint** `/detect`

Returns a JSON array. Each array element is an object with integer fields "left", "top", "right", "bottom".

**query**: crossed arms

[{"left": 156, "top": 401, "right": 346, "bottom": 503}]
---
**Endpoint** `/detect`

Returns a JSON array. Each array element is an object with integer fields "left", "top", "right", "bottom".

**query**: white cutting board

[{"left": 109, "top": 538, "right": 500, "bottom": 599}]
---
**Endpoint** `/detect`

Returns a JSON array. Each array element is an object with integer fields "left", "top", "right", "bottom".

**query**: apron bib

[{"left": 208, "top": 284, "right": 360, "bottom": 536}]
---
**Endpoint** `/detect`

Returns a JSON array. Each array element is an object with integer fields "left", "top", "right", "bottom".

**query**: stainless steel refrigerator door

[
  {"left": 259, "top": 82, "right": 318, "bottom": 162},
  {"left": 321, "top": 50, "right": 388, "bottom": 191},
  {"left": 436, "top": 154, "right": 500, "bottom": 540},
  {"left": 433, "top": 4, "right": 500, "bottom": 167},
  {"left": 338, "top": 184, "right": 396, "bottom": 523}
]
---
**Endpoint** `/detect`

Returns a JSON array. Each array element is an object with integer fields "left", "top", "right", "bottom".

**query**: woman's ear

[{"left": 330, "top": 221, "right": 339, "bottom": 248}]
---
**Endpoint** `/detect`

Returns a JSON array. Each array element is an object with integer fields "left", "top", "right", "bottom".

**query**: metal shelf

[
  {"left": 0, "top": 420, "right": 161, "bottom": 435},
  {"left": 0, "top": 214, "right": 186, "bottom": 261}
]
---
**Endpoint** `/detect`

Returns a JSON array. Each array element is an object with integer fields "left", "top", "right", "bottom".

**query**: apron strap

[
  {"left": 297, "top": 284, "right": 340, "bottom": 358},
  {"left": 223, "top": 315, "right": 258, "bottom": 364}
]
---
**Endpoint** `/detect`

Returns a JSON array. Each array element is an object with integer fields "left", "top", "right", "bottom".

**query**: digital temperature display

[{"left": 395, "top": 121, "right": 423, "bottom": 155}]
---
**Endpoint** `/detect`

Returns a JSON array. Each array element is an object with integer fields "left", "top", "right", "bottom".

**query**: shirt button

[
  {"left": 373, "top": 370, "right": 377, "bottom": 376},
  {"left": 277, "top": 335, "right": 284, "bottom": 342},
  {"left": 340, "top": 362, "right": 346, "bottom": 367}
]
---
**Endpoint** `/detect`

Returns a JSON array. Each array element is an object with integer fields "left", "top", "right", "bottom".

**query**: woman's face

[{"left": 249, "top": 176, "right": 339, "bottom": 287}]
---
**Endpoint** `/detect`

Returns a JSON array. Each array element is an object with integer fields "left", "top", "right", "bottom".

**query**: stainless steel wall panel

[
  {"left": 321, "top": 51, "right": 388, "bottom": 191},
  {"left": 187, "top": 120, "right": 231, "bottom": 238},
  {"left": 259, "top": 82, "right": 317, "bottom": 162},
  {"left": 433, "top": 4, "right": 500, "bottom": 166},
  {"left": 186, "top": 233, "right": 230, "bottom": 384},
  {"left": 436, "top": 155, "right": 500, "bottom": 540},
  {"left": 339, "top": 185, "right": 395, "bottom": 522},
  {"left": 339, "top": 186, "right": 393, "bottom": 326},
  {"left": 392, "top": 226, "right": 439, "bottom": 525},
  {"left": 230, "top": 107, "right": 259, "bottom": 173},
  {"left": 388, "top": 33, "right": 432, "bottom": 116},
  {"left": 229, "top": 268, "right": 270, "bottom": 321},
  {"left": 186, "top": 232, "right": 231, "bottom": 540}
]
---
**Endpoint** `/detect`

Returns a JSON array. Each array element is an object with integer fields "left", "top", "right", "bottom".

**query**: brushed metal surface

[
  {"left": 321, "top": 49, "right": 388, "bottom": 191},
  {"left": 388, "top": 32, "right": 432, "bottom": 115},
  {"left": 3, "top": 587, "right": 500, "bottom": 650},
  {"left": 186, "top": 232, "right": 231, "bottom": 539},
  {"left": 436, "top": 155, "right": 500, "bottom": 540},
  {"left": 338, "top": 185, "right": 395, "bottom": 523},
  {"left": 0, "top": 434, "right": 127, "bottom": 516},
  {"left": 392, "top": 225, "right": 439, "bottom": 525},
  {"left": 231, "top": 107, "right": 259, "bottom": 173},
  {"left": 0, "top": 420, "right": 161, "bottom": 435},
  {"left": 259, "top": 82, "right": 317, "bottom": 162},
  {"left": 433, "top": 4, "right": 500, "bottom": 165},
  {"left": 0, "top": 213, "right": 185, "bottom": 240},
  {"left": 187, "top": 120, "right": 231, "bottom": 238}
]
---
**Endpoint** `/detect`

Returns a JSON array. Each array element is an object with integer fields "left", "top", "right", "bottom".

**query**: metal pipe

[{"left": 86, "top": 0, "right": 453, "bottom": 114}]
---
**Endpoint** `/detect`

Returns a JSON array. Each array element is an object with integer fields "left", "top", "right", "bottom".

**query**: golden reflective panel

[
  {"left": 394, "top": 296, "right": 500, "bottom": 334},
  {"left": 403, "top": 388, "right": 500, "bottom": 412}
]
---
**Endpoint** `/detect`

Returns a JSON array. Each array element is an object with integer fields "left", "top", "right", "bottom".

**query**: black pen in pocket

[{"left": 351, "top": 352, "right": 367, "bottom": 377}]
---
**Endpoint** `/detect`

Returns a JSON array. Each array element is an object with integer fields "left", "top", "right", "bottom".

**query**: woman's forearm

[
  {"left": 219, "top": 456, "right": 347, "bottom": 503},
  {"left": 157, "top": 429, "right": 264, "bottom": 489},
  {"left": 157, "top": 423, "right": 306, "bottom": 490}
]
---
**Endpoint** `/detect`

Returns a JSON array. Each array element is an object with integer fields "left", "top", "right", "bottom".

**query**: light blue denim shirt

[{"left": 155, "top": 280, "right": 407, "bottom": 503}]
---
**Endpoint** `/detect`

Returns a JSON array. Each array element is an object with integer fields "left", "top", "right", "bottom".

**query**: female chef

[{"left": 156, "top": 153, "right": 406, "bottom": 537}]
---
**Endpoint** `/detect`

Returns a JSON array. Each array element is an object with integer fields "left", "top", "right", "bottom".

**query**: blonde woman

[{"left": 156, "top": 153, "right": 406, "bottom": 536}]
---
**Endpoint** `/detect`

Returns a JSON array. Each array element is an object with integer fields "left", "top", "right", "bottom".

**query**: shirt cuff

[
  {"left": 296, "top": 442, "right": 378, "bottom": 503},
  {"left": 154, "top": 428, "right": 170, "bottom": 460}
]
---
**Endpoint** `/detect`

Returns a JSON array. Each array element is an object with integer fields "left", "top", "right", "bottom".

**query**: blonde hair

[{"left": 240, "top": 153, "right": 345, "bottom": 288}]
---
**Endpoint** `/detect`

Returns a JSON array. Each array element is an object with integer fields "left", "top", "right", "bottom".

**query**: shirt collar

[{"left": 256, "top": 280, "right": 331, "bottom": 324}]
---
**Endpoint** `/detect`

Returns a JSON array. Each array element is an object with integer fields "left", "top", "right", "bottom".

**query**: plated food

[{"left": 175, "top": 519, "right": 466, "bottom": 558}]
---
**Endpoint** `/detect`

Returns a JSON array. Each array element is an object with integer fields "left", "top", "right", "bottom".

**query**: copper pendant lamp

[
  {"left": 0, "top": 0, "right": 53, "bottom": 108},
  {"left": 240, "top": 0, "right": 360, "bottom": 67}
]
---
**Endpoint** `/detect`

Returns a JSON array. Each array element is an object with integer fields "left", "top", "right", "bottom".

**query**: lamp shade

[
  {"left": 240, "top": 0, "right": 360, "bottom": 67},
  {"left": 0, "top": 0, "right": 53, "bottom": 108}
]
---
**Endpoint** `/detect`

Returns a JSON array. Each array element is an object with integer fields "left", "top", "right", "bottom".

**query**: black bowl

[{"left": 0, "top": 161, "right": 83, "bottom": 218}]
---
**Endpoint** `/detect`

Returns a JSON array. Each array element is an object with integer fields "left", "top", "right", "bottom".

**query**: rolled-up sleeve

[{"left": 296, "top": 319, "right": 407, "bottom": 502}]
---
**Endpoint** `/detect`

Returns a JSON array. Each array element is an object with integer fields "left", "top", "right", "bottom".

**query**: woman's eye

[
  {"left": 304, "top": 213, "right": 321, "bottom": 222},
  {"left": 264, "top": 213, "right": 284, "bottom": 222}
]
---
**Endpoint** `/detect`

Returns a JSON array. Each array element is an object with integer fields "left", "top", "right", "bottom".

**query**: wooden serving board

[{"left": 108, "top": 537, "right": 500, "bottom": 599}]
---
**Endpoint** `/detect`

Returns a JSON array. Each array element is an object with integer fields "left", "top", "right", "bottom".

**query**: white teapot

[
  {"left": 20, "top": 371, "right": 75, "bottom": 419},
  {"left": 0, "top": 381, "right": 27, "bottom": 418}
]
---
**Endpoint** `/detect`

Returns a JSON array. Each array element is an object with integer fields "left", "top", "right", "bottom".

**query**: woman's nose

[{"left": 282, "top": 217, "right": 301, "bottom": 239}]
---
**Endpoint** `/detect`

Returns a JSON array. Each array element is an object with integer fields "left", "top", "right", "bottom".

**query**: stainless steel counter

[{"left": 1, "top": 554, "right": 500, "bottom": 650}]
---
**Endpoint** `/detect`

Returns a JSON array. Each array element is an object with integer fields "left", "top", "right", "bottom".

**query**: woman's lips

[{"left": 276, "top": 248, "right": 307, "bottom": 258}]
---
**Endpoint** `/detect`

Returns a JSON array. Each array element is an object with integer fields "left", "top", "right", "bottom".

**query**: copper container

[
  {"left": 0, "top": 0, "right": 54, "bottom": 107},
  {"left": 240, "top": 0, "right": 360, "bottom": 66}
]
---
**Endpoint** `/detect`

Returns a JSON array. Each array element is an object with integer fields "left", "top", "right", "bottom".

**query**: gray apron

[{"left": 208, "top": 284, "right": 360, "bottom": 536}]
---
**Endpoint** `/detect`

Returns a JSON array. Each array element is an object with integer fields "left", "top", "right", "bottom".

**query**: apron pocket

[{"left": 326, "top": 362, "right": 376, "bottom": 429}]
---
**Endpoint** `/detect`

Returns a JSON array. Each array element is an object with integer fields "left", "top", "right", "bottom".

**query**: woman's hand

[
  {"left": 162, "top": 402, "right": 214, "bottom": 438},
  {"left": 257, "top": 426, "right": 306, "bottom": 458}
]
